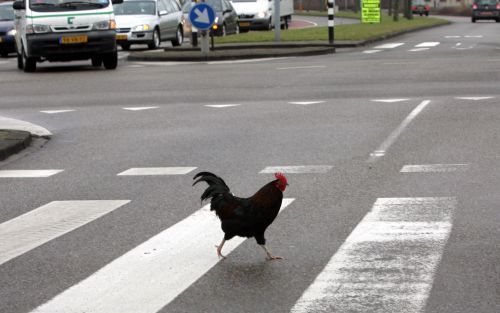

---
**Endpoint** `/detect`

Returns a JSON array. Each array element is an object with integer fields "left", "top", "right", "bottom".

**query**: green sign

[{"left": 362, "top": 0, "right": 381, "bottom": 24}]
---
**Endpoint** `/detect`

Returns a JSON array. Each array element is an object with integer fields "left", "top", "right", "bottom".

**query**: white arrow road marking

[
  {"left": 374, "top": 43, "right": 404, "bottom": 49},
  {"left": 415, "top": 42, "right": 440, "bottom": 47},
  {"left": 205, "top": 104, "right": 241, "bottom": 108},
  {"left": 194, "top": 8, "right": 210, "bottom": 24},
  {"left": 0, "top": 200, "right": 130, "bottom": 266},
  {"left": 291, "top": 197, "right": 455, "bottom": 313},
  {"left": 400, "top": 164, "right": 469, "bottom": 173},
  {"left": 459, "top": 96, "right": 494, "bottom": 100},
  {"left": 371, "top": 99, "right": 410, "bottom": 103},
  {"left": 0, "top": 170, "right": 63, "bottom": 178},
  {"left": 31, "top": 199, "right": 295, "bottom": 313},
  {"left": 260, "top": 165, "right": 333, "bottom": 174},
  {"left": 117, "top": 167, "right": 197, "bottom": 176},
  {"left": 363, "top": 50, "right": 381, "bottom": 54},
  {"left": 122, "top": 106, "right": 159, "bottom": 111},
  {"left": 40, "top": 110, "right": 75, "bottom": 114},
  {"left": 288, "top": 101, "right": 325, "bottom": 105},
  {"left": 368, "top": 100, "right": 431, "bottom": 163}
]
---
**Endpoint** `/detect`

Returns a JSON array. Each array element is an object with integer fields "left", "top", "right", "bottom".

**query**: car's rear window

[{"left": 476, "top": 0, "right": 497, "bottom": 4}]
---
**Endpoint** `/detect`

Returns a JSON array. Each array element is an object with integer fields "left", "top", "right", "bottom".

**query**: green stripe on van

[{"left": 29, "top": 11, "right": 113, "bottom": 19}]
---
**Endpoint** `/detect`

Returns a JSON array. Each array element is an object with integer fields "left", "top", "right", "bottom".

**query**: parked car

[
  {"left": 114, "top": 0, "right": 184, "bottom": 50},
  {"left": 0, "top": 1, "right": 16, "bottom": 57},
  {"left": 182, "top": 0, "right": 239, "bottom": 36},
  {"left": 471, "top": 0, "right": 500, "bottom": 22},
  {"left": 411, "top": 0, "right": 430, "bottom": 16}
]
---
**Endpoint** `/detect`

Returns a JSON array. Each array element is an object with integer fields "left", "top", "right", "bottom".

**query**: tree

[{"left": 393, "top": 0, "right": 399, "bottom": 21}]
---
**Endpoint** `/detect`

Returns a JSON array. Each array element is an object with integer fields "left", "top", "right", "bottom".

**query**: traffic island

[{"left": 0, "top": 130, "right": 31, "bottom": 161}]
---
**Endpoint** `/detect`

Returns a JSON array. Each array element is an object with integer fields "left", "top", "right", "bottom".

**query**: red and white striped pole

[{"left": 328, "top": 0, "right": 335, "bottom": 45}]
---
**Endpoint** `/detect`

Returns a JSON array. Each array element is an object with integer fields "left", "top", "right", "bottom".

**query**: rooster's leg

[
  {"left": 215, "top": 238, "right": 226, "bottom": 259},
  {"left": 260, "top": 245, "right": 283, "bottom": 261}
]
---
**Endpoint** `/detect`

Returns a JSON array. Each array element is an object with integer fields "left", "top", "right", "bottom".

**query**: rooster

[{"left": 192, "top": 171, "right": 288, "bottom": 260}]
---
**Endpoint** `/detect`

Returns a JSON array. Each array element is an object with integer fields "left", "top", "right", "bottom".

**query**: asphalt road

[{"left": 0, "top": 15, "right": 498, "bottom": 313}]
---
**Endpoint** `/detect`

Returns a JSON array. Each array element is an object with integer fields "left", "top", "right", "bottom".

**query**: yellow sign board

[{"left": 362, "top": 0, "right": 381, "bottom": 24}]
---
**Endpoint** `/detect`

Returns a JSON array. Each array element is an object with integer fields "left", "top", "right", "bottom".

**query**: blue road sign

[{"left": 189, "top": 3, "right": 216, "bottom": 31}]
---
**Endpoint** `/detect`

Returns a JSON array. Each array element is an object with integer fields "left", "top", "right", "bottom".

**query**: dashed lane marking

[
  {"left": 408, "top": 48, "right": 430, "bottom": 52},
  {"left": 0, "top": 170, "right": 63, "bottom": 178},
  {"left": 374, "top": 43, "right": 405, "bottom": 49},
  {"left": 400, "top": 164, "right": 469, "bottom": 173},
  {"left": 260, "top": 165, "right": 333, "bottom": 174},
  {"left": 363, "top": 50, "right": 381, "bottom": 54},
  {"left": 455, "top": 96, "right": 494, "bottom": 101},
  {"left": 122, "top": 106, "right": 159, "bottom": 111},
  {"left": 0, "top": 200, "right": 130, "bottom": 266},
  {"left": 288, "top": 101, "right": 325, "bottom": 105},
  {"left": 415, "top": 42, "right": 440, "bottom": 48},
  {"left": 117, "top": 167, "right": 197, "bottom": 176},
  {"left": 31, "top": 199, "right": 295, "bottom": 313},
  {"left": 371, "top": 99, "right": 410, "bottom": 103},
  {"left": 204, "top": 104, "right": 241, "bottom": 108},
  {"left": 277, "top": 65, "right": 326, "bottom": 70},
  {"left": 40, "top": 110, "right": 75, "bottom": 114},
  {"left": 291, "top": 197, "right": 455, "bottom": 313}
]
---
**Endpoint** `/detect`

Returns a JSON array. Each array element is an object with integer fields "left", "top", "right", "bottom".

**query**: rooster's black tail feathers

[{"left": 192, "top": 172, "right": 231, "bottom": 203}]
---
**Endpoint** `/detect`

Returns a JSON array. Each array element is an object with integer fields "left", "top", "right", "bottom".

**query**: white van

[
  {"left": 12, "top": 0, "right": 123, "bottom": 72},
  {"left": 230, "top": 0, "right": 292, "bottom": 32}
]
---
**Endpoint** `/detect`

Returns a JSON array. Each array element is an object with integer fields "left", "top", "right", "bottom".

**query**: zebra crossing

[
  {"left": 1, "top": 160, "right": 466, "bottom": 313},
  {"left": 361, "top": 38, "right": 491, "bottom": 54}
]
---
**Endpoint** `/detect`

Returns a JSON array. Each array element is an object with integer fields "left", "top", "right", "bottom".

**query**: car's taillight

[
  {"left": 411, "top": 5, "right": 416, "bottom": 10},
  {"left": 425, "top": 5, "right": 430, "bottom": 10},
  {"left": 496, "top": 3, "right": 500, "bottom": 9},
  {"left": 472, "top": 3, "right": 478, "bottom": 9}
]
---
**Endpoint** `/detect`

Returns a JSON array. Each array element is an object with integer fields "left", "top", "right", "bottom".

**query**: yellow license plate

[
  {"left": 239, "top": 22, "right": 250, "bottom": 27},
  {"left": 60, "top": 35, "right": 88, "bottom": 44},
  {"left": 116, "top": 34, "right": 128, "bottom": 40}
]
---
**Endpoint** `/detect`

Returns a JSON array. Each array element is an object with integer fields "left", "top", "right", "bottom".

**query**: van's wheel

[
  {"left": 17, "top": 50, "right": 24, "bottom": 70},
  {"left": 472, "top": 18, "right": 476, "bottom": 23},
  {"left": 120, "top": 43, "right": 131, "bottom": 51},
  {"left": 23, "top": 49, "right": 36, "bottom": 72},
  {"left": 103, "top": 51, "right": 118, "bottom": 70},
  {"left": 91, "top": 57, "right": 103, "bottom": 67},
  {"left": 171, "top": 26, "right": 183, "bottom": 46},
  {"left": 148, "top": 28, "right": 160, "bottom": 49}
]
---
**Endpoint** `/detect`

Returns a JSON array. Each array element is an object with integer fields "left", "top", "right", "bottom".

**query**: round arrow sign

[{"left": 189, "top": 3, "right": 216, "bottom": 31}]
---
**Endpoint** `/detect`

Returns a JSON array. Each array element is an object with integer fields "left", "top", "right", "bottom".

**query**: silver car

[{"left": 114, "top": 0, "right": 184, "bottom": 50}]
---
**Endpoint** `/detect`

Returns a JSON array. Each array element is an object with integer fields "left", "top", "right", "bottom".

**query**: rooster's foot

[{"left": 215, "top": 245, "right": 227, "bottom": 259}]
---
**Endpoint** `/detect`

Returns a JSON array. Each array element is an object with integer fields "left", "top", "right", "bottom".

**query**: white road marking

[
  {"left": 0, "top": 200, "right": 130, "bottom": 266},
  {"left": 277, "top": 65, "right": 326, "bottom": 70},
  {"left": 31, "top": 199, "right": 295, "bottom": 313},
  {"left": 291, "top": 197, "right": 455, "bottom": 313},
  {"left": 363, "top": 50, "right": 381, "bottom": 54},
  {"left": 401, "top": 164, "right": 469, "bottom": 173},
  {"left": 455, "top": 96, "right": 493, "bottom": 101},
  {"left": 122, "top": 106, "right": 159, "bottom": 111},
  {"left": 374, "top": 43, "right": 404, "bottom": 49},
  {"left": 132, "top": 61, "right": 197, "bottom": 66},
  {"left": 0, "top": 170, "right": 63, "bottom": 178},
  {"left": 445, "top": 35, "right": 461, "bottom": 38},
  {"left": 415, "top": 42, "right": 440, "bottom": 47},
  {"left": 465, "top": 35, "right": 482, "bottom": 38},
  {"left": 117, "top": 167, "right": 197, "bottom": 176},
  {"left": 40, "top": 110, "right": 75, "bottom": 114},
  {"left": 260, "top": 165, "right": 333, "bottom": 174},
  {"left": 368, "top": 100, "right": 431, "bottom": 163},
  {"left": 382, "top": 62, "right": 416, "bottom": 65},
  {"left": 118, "top": 52, "right": 130, "bottom": 60},
  {"left": 205, "top": 104, "right": 241, "bottom": 108},
  {"left": 371, "top": 98, "right": 410, "bottom": 103},
  {"left": 288, "top": 101, "right": 325, "bottom": 105},
  {"left": 408, "top": 48, "right": 430, "bottom": 52},
  {"left": 207, "top": 57, "right": 291, "bottom": 65},
  {"left": 123, "top": 65, "right": 145, "bottom": 68}
]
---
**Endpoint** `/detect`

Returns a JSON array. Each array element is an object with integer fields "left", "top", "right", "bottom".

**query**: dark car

[
  {"left": 183, "top": 0, "right": 239, "bottom": 36},
  {"left": 471, "top": 0, "right": 500, "bottom": 22},
  {"left": 411, "top": 0, "right": 430, "bottom": 16},
  {"left": 0, "top": 1, "right": 15, "bottom": 57}
]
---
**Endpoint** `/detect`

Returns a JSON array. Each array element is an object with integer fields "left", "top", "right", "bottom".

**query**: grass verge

[{"left": 215, "top": 14, "right": 449, "bottom": 44}]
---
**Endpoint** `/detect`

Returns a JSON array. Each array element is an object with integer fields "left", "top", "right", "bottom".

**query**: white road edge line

[
  {"left": 368, "top": 100, "right": 431, "bottom": 163},
  {"left": 31, "top": 199, "right": 295, "bottom": 313},
  {"left": 0, "top": 200, "right": 130, "bottom": 266},
  {"left": 290, "top": 197, "right": 455, "bottom": 313}
]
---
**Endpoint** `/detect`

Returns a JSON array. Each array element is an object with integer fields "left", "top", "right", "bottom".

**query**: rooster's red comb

[{"left": 275, "top": 172, "right": 287, "bottom": 185}]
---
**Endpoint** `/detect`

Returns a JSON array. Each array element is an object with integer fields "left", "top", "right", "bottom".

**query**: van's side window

[{"left": 157, "top": 0, "right": 167, "bottom": 13}]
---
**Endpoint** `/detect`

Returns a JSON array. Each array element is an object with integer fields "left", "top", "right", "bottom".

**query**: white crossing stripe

[
  {"left": 371, "top": 98, "right": 410, "bottom": 103},
  {"left": 288, "top": 101, "right": 325, "bottom": 105},
  {"left": 291, "top": 197, "right": 455, "bottom": 313},
  {"left": 455, "top": 96, "right": 493, "bottom": 101},
  {"left": 374, "top": 43, "right": 404, "bottom": 49},
  {"left": 117, "top": 167, "right": 197, "bottom": 176},
  {"left": 401, "top": 164, "right": 469, "bottom": 173},
  {"left": 205, "top": 104, "right": 241, "bottom": 108},
  {"left": 0, "top": 170, "right": 63, "bottom": 178},
  {"left": 0, "top": 200, "right": 130, "bottom": 266},
  {"left": 277, "top": 66, "right": 326, "bottom": 70},
  {"left": 415, "top": 42, "right": 440, "bottom": 47},
  {"left": 363, "top": 50, "right": 381, "bottom": 54},
  {"left": 408, "top": 48, "right": 430, "bottom": 52},
  {"left": 40, "top": 110, "right": 75, "bottom": 114},
  {"left": 31, "top": 199, "right": 295, "bottom": 313},
  {"left": 122, "top": 106, "right": 159, "bottom": 111},
  {"left": 260, "top": 165, "right": 333, "bottom": 174}
]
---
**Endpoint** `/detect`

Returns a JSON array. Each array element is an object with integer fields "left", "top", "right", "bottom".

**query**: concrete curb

[{"left": 0, "top": 130, "right": 31, "bottom": 161}]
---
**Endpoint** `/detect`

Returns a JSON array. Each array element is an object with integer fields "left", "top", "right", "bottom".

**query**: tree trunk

[
  {"left": 393, "top": 0, "right": 399, "bottom": 21},
  {"left": 388, "top": 0, "right": 393, "bottom": 16}
]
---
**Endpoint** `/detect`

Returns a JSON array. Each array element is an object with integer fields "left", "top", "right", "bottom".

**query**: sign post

[
  {"left": 361, "top": 0, "right": 381, "bottom": 24},
  {"left": 328, "top": 0, "right": 334, "bottom": 45},
  {"left": 189, "top": 3, "right": 216, "bottom": 58}
]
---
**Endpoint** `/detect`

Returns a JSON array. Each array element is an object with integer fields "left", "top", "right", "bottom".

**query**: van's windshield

[
  {"left": 30, "top": 0, "right": 110, "bottom": 12},
  {"left": 114, "top": 1, "right": 156, "bottom": 15}
]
